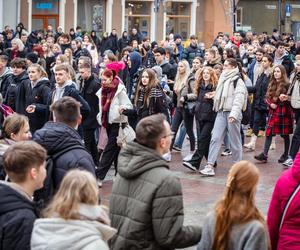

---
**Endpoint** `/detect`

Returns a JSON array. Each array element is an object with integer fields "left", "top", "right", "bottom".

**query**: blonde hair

[
  {"left": 43, "top": 169, "right": 99, "bottom": 220},
  {"left": 174, "top": 60, "right": 190, "bottom": 94},
  {"left": 11, "top": 38, "right": 25, "bottom": 52},
  {"left": 52, "top": 43, "right": 62, "bottom": 54},
  {"left": 28, "top": 63, "right": 48, "bottom": 79},
  {"left": 1, "top": 113, "right": 29, "bottom": 140},
  {"left": 213, "top": 161, "right": 270, "bottom": 250},
  {"left": 64, "top": 48, "right": 74, "bottom": 65}
]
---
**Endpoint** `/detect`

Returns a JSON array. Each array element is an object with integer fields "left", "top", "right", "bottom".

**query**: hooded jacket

[
  {"left": 267, "top": 152, "right": 300, "bottom": 250},
  {"left": 5, "top": 70, "right": 30, "bottom": 114},
  {"left": 0, "top": 67, "right": 14, "bottom": 99},
  {"left": 33, "top": 122, "right": 96, "bottom": 189},
  {"left": 109, "top": 141, "right": 202, "bottom": 250},
  {"left": 118, "top": 32, "right": 129, "bottom": 53},
  {"left": 0, "top": 181, "right": 37, "bottom": 250},
  {"left": 31, "top": 204, "right": 117, "bottom": 250}
]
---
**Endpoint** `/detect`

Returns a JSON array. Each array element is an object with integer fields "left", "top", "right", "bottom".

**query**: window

[
  {"left": 77, "top": 0, "right": 106, "bottom": 33},
  {"left": 125, "top": 1, "right": 151, "bottom": 37},
  {"left": 165, "top": 2, "right": 191, "bottom": 40},
  {"left": 236, "top": 7, "right": 243, "bottom": 27}
]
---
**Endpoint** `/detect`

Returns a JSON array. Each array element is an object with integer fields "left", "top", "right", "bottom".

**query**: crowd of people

[{"left": 0, "top": 22, "right": 300, "bottom": 249}]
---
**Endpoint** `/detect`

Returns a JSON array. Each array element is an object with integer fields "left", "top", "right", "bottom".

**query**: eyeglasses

[{"left": 162, "top": 132, "right": 175, "bottom": 139}]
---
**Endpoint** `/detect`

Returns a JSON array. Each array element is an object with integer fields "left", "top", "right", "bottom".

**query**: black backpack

[
  {"left": 33, "top": 145, "right": 85, "bottom": 210},
  {"left": 233, "top": 77, "right": 251, "bottom": 125}
]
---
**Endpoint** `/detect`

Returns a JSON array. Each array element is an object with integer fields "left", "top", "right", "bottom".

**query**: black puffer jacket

[
  {"left": 25, "top": 78, "right": 51, "bottom": 133},
  {"left": 194, "top": 82, "right": 216, "bottom": 122},
  {"left": 110, "top": 141, "right": 202, "bottom": 250},
  {"left": 0, "top": 182, "right": 37, "bottom": 250},
  {"left": 182, "top": 44, "right": 203, "bottom": 66},
  {"left": 33, "top": 122, "right": 96, "bottom": 189},
  {"left": 248, "top": 72, "right": 270, "bottom": 111}
]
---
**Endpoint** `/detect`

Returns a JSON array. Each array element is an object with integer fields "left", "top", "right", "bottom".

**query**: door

[{"left": 32, "top": 15, "right": 59, "bottom": 31}]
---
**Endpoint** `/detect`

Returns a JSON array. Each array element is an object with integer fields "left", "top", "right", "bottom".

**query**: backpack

[
  {"left": 33, "top": 145, "right": 86, "bottom": 210},
  {"left": 233, "top": 77, "right": 251, "bottom": 125}
]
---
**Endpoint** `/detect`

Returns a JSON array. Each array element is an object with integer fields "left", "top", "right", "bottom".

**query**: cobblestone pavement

[{"left": 100, "top": 134, "right": 285, "bottom": 250}]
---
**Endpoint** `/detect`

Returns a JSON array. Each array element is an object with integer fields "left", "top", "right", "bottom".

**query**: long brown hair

[
  {"left": 43, "top": 169, "right": 99, "bottom": 220},
  {"left": 213, "top": 161, "right": 270, "bottom": 250},
  {"left": 195, "top": 66, "right": 218, "bottom": 95},
  {"left": 134, "top": 68, "right": 158, "bottom": 107},
  {"left": 266, "top": 65, "right": 290, "bottom": 102}
]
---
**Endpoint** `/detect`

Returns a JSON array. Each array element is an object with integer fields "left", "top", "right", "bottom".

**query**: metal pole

[
  {"left": 233, "top": 0, "right": 236, "bottom": 32},
  {"left": 278, "top": 0, "right": 282, "bottom": 33}
]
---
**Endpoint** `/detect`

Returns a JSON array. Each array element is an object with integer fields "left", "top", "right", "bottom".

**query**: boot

[
  {"left": 243, "top": 134, "right": 257, "bottom": 151},
  {"left": 246, "top": 128, "right": 253, "bottom": 137}
]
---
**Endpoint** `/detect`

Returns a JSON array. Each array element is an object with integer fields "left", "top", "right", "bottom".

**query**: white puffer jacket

[{"left": 96, "top": 83, "right": 133, "bottom": 125}]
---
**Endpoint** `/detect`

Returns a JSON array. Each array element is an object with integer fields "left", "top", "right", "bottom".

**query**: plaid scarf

[{"left": 101, "top": 78, "right": 119, "bottom": 128}]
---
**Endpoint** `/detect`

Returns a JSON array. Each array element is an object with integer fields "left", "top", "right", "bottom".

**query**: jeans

[
  {"left": 96, "top": 123, "right": 121, "bottom": 180},
  {"left": 189, "top": 120, "right": 214, "bottom": 169},
  {"left": 224, "top": 131, "right": 230, "bottom": 150},
  {"left": 174, "top": 123, "right": 186, "bottom": 148},
  {"left": 171, "top": 107, "right": 195, "bottom": 151},
  {"left": 207, "top": 111, "right": 243, "bottom": 165}
]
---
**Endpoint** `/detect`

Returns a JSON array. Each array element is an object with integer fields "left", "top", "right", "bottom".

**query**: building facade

[
  {"left": 237, "top": 0, "right": 300, "bottom": 39},
  {"left": 1, "top": 0, "right": 233, "bottom": 45}
]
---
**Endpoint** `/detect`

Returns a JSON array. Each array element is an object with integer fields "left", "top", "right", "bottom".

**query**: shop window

[
  {"left": 125, "top": 1, "right": 151, "bottom": 37},
  {"left": 165, "top": 2, "right": 190, "bottom": 40},
  {"left": 77, "top": 0, "right": 105, "bottom": 34}
]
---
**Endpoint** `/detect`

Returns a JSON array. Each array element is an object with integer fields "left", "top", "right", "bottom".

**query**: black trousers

[
  {"left": 171, "top": 107, "right": 195, "bottom": 151},
  {"left": 83, "top": 128, "right": 99, "bottom": 166},
  {"left": 252, "top": 109, "right": 268, "bottom": 136},
  {"left": 188, "top": 120, "right": 214, "bottom": 169},
  {"left": 96, "top": 123, "right": 121, "bottom": 180},
  {"left": 290, "top": 109, "right": 300, "bottom": 159}
]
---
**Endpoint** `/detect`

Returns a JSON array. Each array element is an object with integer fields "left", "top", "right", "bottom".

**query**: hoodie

[
  {"left": 110, "top": 141, "right": 202, "bottom": 250},
  {"left": 0, "top": 181, "right": 37, "bottom": 250}
]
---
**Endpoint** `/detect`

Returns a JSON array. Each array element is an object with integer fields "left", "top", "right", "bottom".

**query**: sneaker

[
  {"left": 278, "top": 154, "right": 288, "bottom": 163},
  {"left": 163, "top": 152, "right": 172, "bottom": 162},
  {"left": 283, "top": 156, "right": 293, "bottom": 168},
  {"left": 221, "top": 149, "right": 232, "bottom": 156},
  {"left": 254, "top": 152, "right": 268, "bottom": 163},
  {"left": 172, "top": 145, "right": 182, "bottom": 152},
  {"left": 199, "top": 165, "right": 215, "bottom": 176},
  {"left": 182, "top": 161, "right": 197, "bottom": 172},
  {"left": 183, "top": 153, "right": 193, "bottom": 161},
  {"left": 97, "top": 179, "right": 103, "bottom": 188}
]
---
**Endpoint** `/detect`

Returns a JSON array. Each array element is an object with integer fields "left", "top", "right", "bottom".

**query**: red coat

[
  {"left": 265, "top": 99, "right": 294, "bottom": 136},
  {"left": 267, "top": 153, "right": 300, "bottom": 250}
]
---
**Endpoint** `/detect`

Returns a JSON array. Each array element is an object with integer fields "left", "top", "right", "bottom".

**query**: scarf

[
  {"left": 101, "top": 78, "right": 119, "bottom": 128},
  {"left": 136, "top": 86, "right": 146, "bottom": 110},
  {"left": 213, "top": 67, "right": 240, "bottom": 111}
]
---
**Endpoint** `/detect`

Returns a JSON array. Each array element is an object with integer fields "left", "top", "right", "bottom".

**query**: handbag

[
  {"left": 279, "top": 182, "right": 300, "bottom": 230},
  {"left": 116, "top": 115, "right": 136, "bottom": 147}
]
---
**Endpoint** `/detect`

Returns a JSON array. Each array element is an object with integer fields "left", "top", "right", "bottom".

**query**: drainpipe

[{"left": 278, "top": 0, "right": 282, "bottom": 33}]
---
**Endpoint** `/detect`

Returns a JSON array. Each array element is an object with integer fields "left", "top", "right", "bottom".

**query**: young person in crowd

[
  {"left": 31, "top": 169, "right": 116, "bottom": 250},
  {"left": 255, "top": 65, "right": 293, "bottom": 163},
  {"left": 0, "top": 141, "right": 47, "bottom": 250},
  {"left": 197, "top": 161, "right": 270, "bottom": 250}
]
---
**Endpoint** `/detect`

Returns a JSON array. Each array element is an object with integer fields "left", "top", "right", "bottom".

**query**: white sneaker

[
  {"left": 163, "top": 152, "right": 172, "bottom": 162},
  {"left": 283, "top": 157, "right": 293, "bottom": 168},
  {"left": 199, "top": 165, "right": 215, "bottom": 176},
  {"left": 183, "top": 153, "right": 193, "bottom": 162}
]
